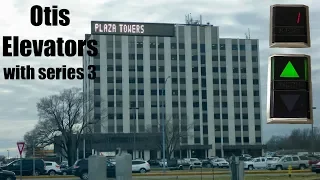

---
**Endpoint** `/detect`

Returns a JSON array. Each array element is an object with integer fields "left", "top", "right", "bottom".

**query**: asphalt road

[{"left": 21, "top": 173, "right": 316, "bottom": 180}]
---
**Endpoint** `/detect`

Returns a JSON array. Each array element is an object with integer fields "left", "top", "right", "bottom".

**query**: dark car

[
  {"left": 201, "top": 159, "right": 213, "bottom": 168},
  {"left": 59, "top": 167, "right": 73, "bottom": 175},
  {"left": 147, "top": 159, "right": 160, "bottom": 166},
  {"left": 1, "top": 159, "right": 46, "bottom": 176},
  {"left": 0, "top": 168, "right": 16, "bottom": 180},
  {"left": 72, "top": 159, "right": 116, "bottom": 180}
]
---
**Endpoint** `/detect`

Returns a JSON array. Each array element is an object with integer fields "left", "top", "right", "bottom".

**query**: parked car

[
  {"left": 201, "top": 159, "right": 213, "bottom": 168},
  {"left": 158, "top": 159, "right": 167, "bottom": 167},
  {"left": 147, "top": 159, "right": 160, "bottom": 166},
  {"left": 211, "top": 158, "right": 229, "bottom": 168},
  {"left": 186, "top": 158, "right": 202, "bottom": 168},
  {"left": 72, "top": 159, "right": 116, "bottom": 180},
  {"left": 314, "top": 161, "right": 320, "bottom": 173},
  {"left": 267, "top": 155, "right": 309, "bottom": 170},
  {"left": 0, "top": 159, "right": 46, "bottom": 176},
  {"left": 166, "top": 159, "right": 184, "bottom": 170},
  {"left": 0, "top": 168, "right": 16, "bottom": 180},
  {"left": 308, "top": 155, "right": 320, "bottom": 172},
  {"left": 132, "top": 160, "right": 150, "bottom": 173},
  {"left": 44, "top": 161, "right": 61, "bottom": 176},
  {"left": 244, "top": 157, "right": 267, "bottom": 170},
  {"left": 59, "top": 166, "right": 73, "bottom": 175},
  {"left": 60, "top": 161, "right": 68, "bottom": 169}
]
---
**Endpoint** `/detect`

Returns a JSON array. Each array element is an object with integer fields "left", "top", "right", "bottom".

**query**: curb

[{"left": 20, "top": 170, "right": 311, "bottom": 178}]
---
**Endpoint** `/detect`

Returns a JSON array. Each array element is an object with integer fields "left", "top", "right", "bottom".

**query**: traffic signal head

[
  {"left": 267, "top": 54, "right": 313, "bottom": 124},
  {"left": 270, "top": 4, "right": 310, "bottom": 48}
]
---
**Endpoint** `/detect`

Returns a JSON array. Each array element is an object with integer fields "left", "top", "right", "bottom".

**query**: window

[
  {"left": 213, "top": 79, "right": 219, "bottom": 84},
  {"left": 220, "top": 44, "right": 225, "bottom": 50},
  {"left": 241, "top": 79, "right": 246, "bottom": 84},
  {"left": 252, "top": 56, "right": 258, "bottom": 62},
  {"left": 255, "top": 159, "right": 261, "bottom": 162},
  {"left": 255, "top": 125, "right": 261, "bottom": 131},
  {"left": 192, "top": 43, "right": 197, "bottom": 49},
  {"left": 253, "top": 79, "right": 259, "bottom": 85},
  {"left": 233, "top": 68, "right": 238, "bottom": 73},
  {"left": 253, "top": 68, "right": 259, "bottom": 73},
  {"left": 214, "top": 114, "right": 220, "bottom": 119},
  {"left": 252, "top": 45, "right": 258, "bottom": 51},
  {"left": 212, "top": 44, "right": 217, "bottom": 50},
  {"left": 243, "top": 137, "right": 249, "bottom": 143},
  {"left": 200, "top": 44, "right": 205, "bottom": 53},
  {"left": 213, "top": 90, "right": 219, "bottom": 96},
  {"left": 212, "top": 67, "right": 218, "bottom": 72},
  {"left": 232, "top": 56, "right": 238, "bottom": 62},
  {"left": 292, "top": 157, "right": 299, "bottom": 161},
  {"left": 222, "top": 114, "right": 228, "bottom": 119},
  {"left": 254, "top": 102, "right": 260, "bottom": 107},
  {"left": 234, "top": 90, "right": 239, "bottom": 96},
  {"left": 240, "top": 56, "right": 246, "bottom": 62},
  {"left": 284, "top": 157, "right": 292, "bottom": 162},
  {"left": 221, "top": 79, "right": 227, "bottom": 84},
  {"left": 232, "top": 44, "right": 238, "bottom": 50},
  {"left": 220, "top": 56, "right": 226, "bottom": 61},
  {"left": 220, "top": 67, "right": 226, "bottom": 73},
  {"left": 239, "top": 45, "right": 245, "bottom": 50},
  {"left": 212, "top": 56, "right": 218, "bottom": 61},
  {"left": 221, "top": 90, "right": 227, "bottom": 96}
]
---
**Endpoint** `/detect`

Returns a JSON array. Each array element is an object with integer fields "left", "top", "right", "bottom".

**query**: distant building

[{"left": 83, "top": 20, "right": 264, "bottom": 159}]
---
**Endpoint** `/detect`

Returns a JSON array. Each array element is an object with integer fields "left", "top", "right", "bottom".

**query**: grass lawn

[{"left": 135, "top": 174, "right": 320, "bottom": 180}]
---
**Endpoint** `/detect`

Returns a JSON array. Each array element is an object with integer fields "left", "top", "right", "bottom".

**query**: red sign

[{"left": 17, "top": 142, "right": 25, "bottom": 156}]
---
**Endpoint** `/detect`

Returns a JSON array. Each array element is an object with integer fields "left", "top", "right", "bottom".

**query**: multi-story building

[{"left": 83, "top": 22, "right": 264, "bottom": 160}]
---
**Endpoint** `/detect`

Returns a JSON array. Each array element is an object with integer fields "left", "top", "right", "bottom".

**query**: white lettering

[
  {"left": 119, "top": 24, "right": 123, "bottom": 32},
  {"left": 136, "top": 25, "right": 140, "bottom": 33},
  {"left": 141, "top": 25, "right": 144, "bottom": 33},
  {"left": 123, "top": 25, "right": 128, "bottom": 32},
  {"left": 132, "top": 25, "right": 136, "bottom": 33},
  {"left": 112, "top": 24, "right": 116, "bottom": 32},
  {"left": 95, "top": 24, "right": 99, "bottom": 32},
  {"left": 103, "top": 24, "right": 108, "bottom": 32}
]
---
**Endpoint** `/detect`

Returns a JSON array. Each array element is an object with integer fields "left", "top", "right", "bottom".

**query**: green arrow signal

[{"left": 280, "top": 61, "right": 299, "bottom": 78}]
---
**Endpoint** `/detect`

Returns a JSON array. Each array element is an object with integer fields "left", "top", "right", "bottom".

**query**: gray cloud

[{"left": 0, "top": 0, "right": 319, "bottom": 156}]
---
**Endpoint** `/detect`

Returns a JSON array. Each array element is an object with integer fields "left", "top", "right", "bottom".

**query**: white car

[
  {"left": 159, "top": 159, "right": 167, "bottom": 167},
  {"left": 211, "top": 158, "right": 229, "bottom": 168},
  {"left": 132, "top": 160, "right": 151, "bottom": 173},
  {"left": 44, "top": 161, "right": 61, "bottom": 175}
]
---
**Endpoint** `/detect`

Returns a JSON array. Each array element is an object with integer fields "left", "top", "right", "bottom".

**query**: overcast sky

[{"left": 0, "top": 0, "right": 319, "bottom": 157}]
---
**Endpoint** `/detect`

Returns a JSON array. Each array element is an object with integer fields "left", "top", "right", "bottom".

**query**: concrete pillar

[
  {"left": 179, "top": 150, "right": 182, "bottom": 159},
  {"left": 144, "top": 150, "right": 150, "bottom": 161},
  {"left": 157, "top": 151, "right": 161, "bottom": 159},
  {"left": 208, "top": 149, "right": 214, "bottom": 157}
]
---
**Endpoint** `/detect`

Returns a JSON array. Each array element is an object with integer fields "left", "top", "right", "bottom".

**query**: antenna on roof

[{"left": 245, "top": 28, "right": 251, "bottom": 39}]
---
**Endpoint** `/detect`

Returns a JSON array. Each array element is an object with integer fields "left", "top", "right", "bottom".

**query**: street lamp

[
  {"left": 162, "top": 76, "right": 171, "bottom": 172},
  {"left": 130, "top": 106, "right": 139, "bottom": 159}
]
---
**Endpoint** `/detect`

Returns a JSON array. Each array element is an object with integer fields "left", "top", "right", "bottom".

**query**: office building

[{"left": 83, "top": 21, "right": 264, "bottom": 160}]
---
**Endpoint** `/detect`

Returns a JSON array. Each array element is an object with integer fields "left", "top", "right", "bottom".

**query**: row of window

[
  {"left": 214, "top": 137, "right": 261, "bottom": 143},
  {"left": 96, "top": 77, "right": 259, "bottom": 86},
  {"left": 196, "top": 125, "right": 261, "bottom": 132},
  {"left": 105, "top": 53, "right": 258, "bottom": 63},
  {"left": 105, "top": 41, "right": 258, "bottom": 51},
  {"left": 98, "top": 88, "right": 259, "bottom": 98},
  {"left": 104, "top": 65, "right": 259, "bottom": 74},
  {"left": 99, "top": 112, "right": 261, "bottom": 120}
]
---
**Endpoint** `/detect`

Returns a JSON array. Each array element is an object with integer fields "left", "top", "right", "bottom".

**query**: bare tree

[
  {"left": 266, "top": 128, "right": 320, "bottom": 153},
  {"left": 34, "top": 87, "right": 105, "bottom": 166},
  {"left": 146, "top": 115, "right": 193, "bottom": 159}
]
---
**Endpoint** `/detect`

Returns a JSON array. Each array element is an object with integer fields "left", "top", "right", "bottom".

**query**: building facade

[{"left": 83, "top": 23, "right": 263, "bottom": 160}]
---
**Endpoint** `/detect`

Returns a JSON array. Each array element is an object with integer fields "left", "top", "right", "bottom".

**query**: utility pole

[
  {"left": 33, "top": 141, "right": 35, "bottom": 176},
  {"left": 162, "top": 76, "right": 171, "bottom": 173},
  {"left": 312, "top": 107, "right": 316, "bottom": 155},
  {"left": 130, "top": 107, "right": 139, "bottom": 159}
]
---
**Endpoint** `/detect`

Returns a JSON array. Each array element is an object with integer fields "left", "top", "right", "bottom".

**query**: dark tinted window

[
  {"left": 299, "top": 156, "right": 308, "bottom": 160},
  {"left": 132, "top": 160, "right": 145, "bottom": 165}
]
